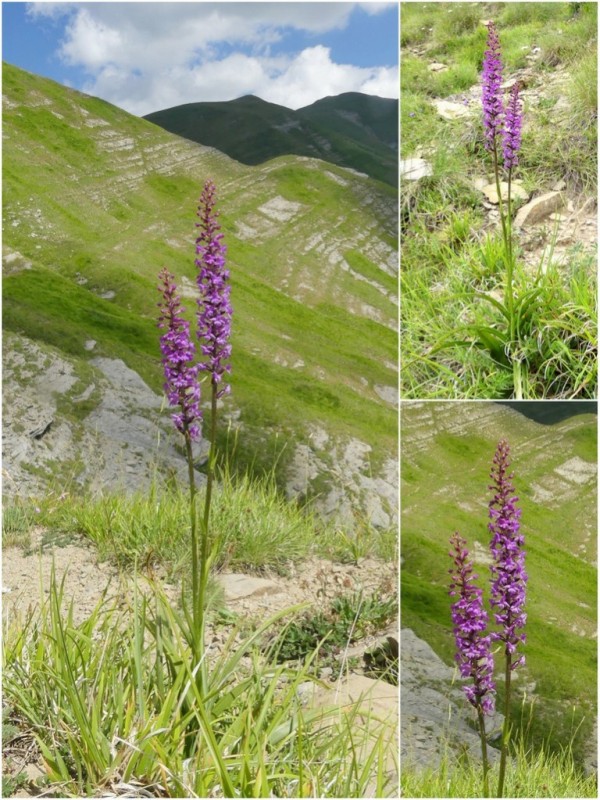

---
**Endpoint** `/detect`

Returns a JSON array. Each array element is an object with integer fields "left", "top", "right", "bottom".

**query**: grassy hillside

[
  {"left": 144, "top": 92, "right": 398, "bottom": 187},
  {"left": 401, "top": 401, "right": 597, "bottom": 762},
  {"left": 2, "top": 62, "right": 397, "bottom": 496}
]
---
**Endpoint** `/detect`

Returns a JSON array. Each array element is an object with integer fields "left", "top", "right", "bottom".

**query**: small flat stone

[
  {"left": 472, "top": 176, "right": 489, "bottom": 191},
  {"left": 25, "top": 763, "right": 46, "bottom": 782},
  {"left": 428, "top": 62, "right": 449, "bottom": 73},
  {"left": 514, "top": 191, "right": 564, "bottom": 227},
  {"left": 217, "top": 573, "right": 282, "bottom": 601},
  {"left": 400, "top": 157, "right": 433, "bottom": 181},
  {"left": 481, "top": 182, "right": 529, "bottom": 204},
  {"left": 432, "top": 99, "right": 471, "bottom": 120}
]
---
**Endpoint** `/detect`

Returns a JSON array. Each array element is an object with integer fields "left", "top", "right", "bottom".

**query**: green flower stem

[
  {"left": 183, "top": 380, "right": 218, "bottom": 675},
  {"left": 477, "top": 704, "right": 490, "bottom": 798},
  {"left": 506, "top": 168, "right": 514, "bottom": 333},
  {"left": 497, "top": 650, "right": 513, "bottom": 797},
  {"left": 493, "top": 143, "right": 523, "bottom": 398},
  {"left": 197, "top": 380, "right": 219, "bottom": 661},
  {"left": 184, "top": 431, "right": 201, "bottom": 662},
  {"left": 492, "top": 145, "right": 508, "bottom": 244},
  {"left": 506, "top": 168, "right": 526, "bottom": 398},
  {"left": 492, "top": 145, "right": 513, "bottom": 321},
  {"left": 506, "top": 169, "right": 522, "bottom": 398}
]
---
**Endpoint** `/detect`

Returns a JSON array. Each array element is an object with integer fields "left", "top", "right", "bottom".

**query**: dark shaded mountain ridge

[{"left": 144, "top": 91, "right": 398, "bottom": 187}]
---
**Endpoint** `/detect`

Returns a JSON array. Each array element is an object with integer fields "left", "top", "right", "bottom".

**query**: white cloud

[
  {"left": 259, "top": 45, "right": 398, "bottom": 110},
  {"left": 60, "top": 9, "right": 124, "bottom": 69},
  {"left": 28, "top": 2, "right": 397, "bottom": 114}
]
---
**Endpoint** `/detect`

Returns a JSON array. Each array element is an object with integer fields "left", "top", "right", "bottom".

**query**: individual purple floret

[
  {"left": 488, "top": 440, "right": 527, "bottom": 671},
  {"left": 502, "top": 82, "right": 523, "bottom": 170},
  {"left": 482, "top": 21, "right": 504, "bottom": 152},
  {"left": 449, "top": 532, "right": 497, "bottom": 715},
  {"left": 157, "top": 267, "right": 202, "bottom": 440},
  {"left": 195, "top": 180, "right": 232, "bottom": 398}
]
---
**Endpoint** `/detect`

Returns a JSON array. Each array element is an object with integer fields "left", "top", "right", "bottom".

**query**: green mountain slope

[
  {"left": 143, "top": 92, "right": 398, "bottom": 187},
  {"left": 2, "top": 63, "right": 398, "bottom": 520},
  {"left": 401, "top": 401, "right": 597, "bottom": 761}
]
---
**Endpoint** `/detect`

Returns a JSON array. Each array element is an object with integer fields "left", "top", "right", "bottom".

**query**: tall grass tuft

[
  {"left": 401, "top": 738, "right": 597, "bottom": 799},
  {"left": 3, "top": 575, "right": 397, "bottom": 797}
]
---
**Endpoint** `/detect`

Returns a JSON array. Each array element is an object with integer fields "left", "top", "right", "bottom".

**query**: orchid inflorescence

[
  {"left": 489, "top": 439, "right": 528, "bottom": 670},
  {"left": 157, "top": 267, "right": 202, "bottom": 441},
  {"left": 157, "top": 179, "right": 232, "bottom": 432},
  {"left": 449, "top": 439, "right": 527, "bottom": 797},
  {"left": 449, "top": 440, "right": 527, "bottom": 698},
  {"left": 195, "top": 179, "right": 232, "bottom": 398},
  {"left": 482, "top": 21, "right": 523, "bottom": 171},
  {"left": 449, "top": 532, "right": 497, "bottom": 716}
]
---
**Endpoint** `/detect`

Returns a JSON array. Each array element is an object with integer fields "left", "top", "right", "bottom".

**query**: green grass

[
  {"left": 2, "top": 499, "right": 35, "bottom": 549},
  {"left": 401, "top": 404, "right": 597, "bottom": 765},
  {"left": 3, "top": 575, "right": 397, "bottom": 797},
  {"left": 402, "top": 738, "right": 597, "bottom": 798},
  {"left": 4, "top": 462, "right": 396, "bottom": 579},
  {"left": 401, "top": 230, "right": 597, "bottom": 398}
]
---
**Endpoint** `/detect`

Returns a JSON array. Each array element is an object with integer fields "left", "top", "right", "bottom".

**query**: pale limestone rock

[
  {"left": 514, "top": 191, "right": 564, "bottom": 227},
  {"left": 472, "top": 176, "right": 490, "bottom": 191},
  {"left": 432, "top": 99, "right": 471, "bottom": 120},
  {"left": 482, "top": 181, "right": 529, "bottom": 204},
  {"left": 400, "top": 157, "right": 433, "bottom": 181},
  {"left": 217, "top": 573, "right": 282, "bottom": 601}
]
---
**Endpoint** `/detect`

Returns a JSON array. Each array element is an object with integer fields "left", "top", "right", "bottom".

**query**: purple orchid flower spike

[
  {"left": 157, "top": 267, "right": 202, "bottom": 441},
  {"left": 195, "top": 180, "right": 232, "bottom": 399},
  {"left": 502, "top": 82, "right": 523, "bottom": 171},
  {"left": 489, "top": 439, "right": 528, "bottom": 670},
  {"left": 482, "top": 21, "right": 504, "bottom": 152},
  {"left": 449, "top": 531, "right": 497, "bottom": 715}
]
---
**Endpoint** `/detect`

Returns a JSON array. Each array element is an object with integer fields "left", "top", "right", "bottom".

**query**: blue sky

[{"left": 2, "top": 3, "right": 398, "bottom": 114}]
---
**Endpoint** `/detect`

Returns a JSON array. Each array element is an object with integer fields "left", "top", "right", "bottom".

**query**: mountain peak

[{"left": 144, "top": 92, "right": 397, "bottom": 186}]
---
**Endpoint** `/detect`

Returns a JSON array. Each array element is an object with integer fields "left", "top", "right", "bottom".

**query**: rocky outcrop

[
  {"left": 401, "top": 628, "right": 503, "bottom": 769},
  {"left": 2, "top": 333, "right": 206, "bottom": 497},
  {"left": 285, "top": 432, "right": 398, "bottom": 529},
  {"left": 3, "top": 332, "right": 397, "bottom": 529}
]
